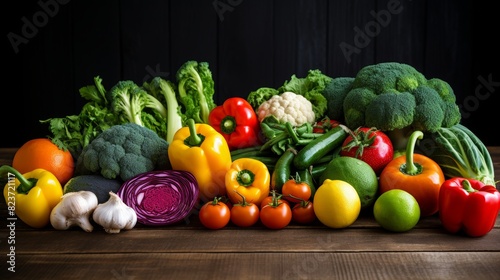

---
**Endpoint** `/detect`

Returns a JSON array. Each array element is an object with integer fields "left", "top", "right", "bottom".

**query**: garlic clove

[
  {"left": 50, "top": 191, "right": 98, "bottom": 232},
  {"left": 93, "top": 191, "right": 137, "bottom": 234}
]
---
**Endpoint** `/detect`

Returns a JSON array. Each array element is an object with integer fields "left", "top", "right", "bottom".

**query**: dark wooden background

[{"left": 2, "top": 0, "right": 498, "bottom": 148}]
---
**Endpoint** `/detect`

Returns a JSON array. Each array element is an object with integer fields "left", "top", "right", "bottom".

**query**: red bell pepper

[
  {"left": 438, "top": 177, "right": 500, "bottom": 237},
  {"left": 208, "top": 97, "right": 261, "bottom": 150}
]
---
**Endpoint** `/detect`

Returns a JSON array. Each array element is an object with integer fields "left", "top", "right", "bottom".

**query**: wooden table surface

[{"left": 1, "top": 147, "right": 499, "bottom": 280}]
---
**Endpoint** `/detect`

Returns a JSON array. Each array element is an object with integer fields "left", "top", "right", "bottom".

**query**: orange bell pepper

[{"left": 379, "top": 130, "right": 445, "bottom": 217}]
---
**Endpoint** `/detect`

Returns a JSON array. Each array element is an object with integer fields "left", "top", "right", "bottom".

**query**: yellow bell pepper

[
  {"left": 225, "top": 158, "right": 270, "bottom": 205},
  {"left": 1, "top": 165, "right": 63, "bottom": 228},
  {"left": 169, "top": 119, "right": 232, "bottom": 201}
]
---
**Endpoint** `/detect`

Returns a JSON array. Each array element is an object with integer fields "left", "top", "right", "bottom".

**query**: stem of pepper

[
  {"left": 0, "top": 165, "right": 36, "bottom": 194},
  {"left": 185, "top": 118, "right": 205, "bottom": 147},
  {"left": 403, "top": 130, "right": 424, "bottom": 175},
  {"left": 461, "top": 179, "right": 477, "bottom": 193},
  {"left": 221, "top": 115, "right": 237, "bottom": 134},
  {"left": 237, "top": 170, "right": 255, "bottom": 187}
]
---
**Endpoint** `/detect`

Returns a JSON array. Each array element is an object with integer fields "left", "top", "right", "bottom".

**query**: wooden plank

[
  {"left": 169, "top": 0, "right": 219, "bottom": 101},
  {"left": 71, "top": 0, "right": 121, "bottom": 97},
  {"left": 327, "top": 0, "right": 377, "bottom": 77},
  {"left": 374, "top": 0, "right": 426, "bottom": 70},
  {"left": 273, "top": 0, "right": 329, "bottom": 84},
  {"left": 10, "top": 226, "right": 500, "bottom": 254},
  {"left": 2, "top": 1, "right": 74, "bottom": 147},
  {"left": 424, "top": 0, "right": 470, "bottom": 89},
  {"left": 8, "top": 252, "right": 500, "bottom": 279},
  {"left": 217, "top": 1, "right": 274, "bottom": 101},
  {"left": 119, "top": 0, "right": 171, "bottom": 84},
  {"left": 453, "top": 1, "right": 499, "bottom": 147}
]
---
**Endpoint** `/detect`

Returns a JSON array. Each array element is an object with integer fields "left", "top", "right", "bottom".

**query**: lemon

[
  {"left": 319, "top": 156, "right": 379, "bottom": 209},
  {"left": 373, "top": 189, "right": 420, "bottom": 232},
  {"left": 313, "top": 179, "right": 361, "bottom": 228}
]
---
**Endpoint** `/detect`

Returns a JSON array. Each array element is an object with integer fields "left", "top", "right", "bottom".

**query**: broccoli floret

[
  {"left": 322, "top": 77, "right": 355, "bottom": 122},
  {"left": 176, "top": 60, "right": 216, "bottom": 124},
  {"left": 343, "top": 62, "right": 461, "bottom": 150},
  {"left": 107, "top": 80, "right": 169, "bottom": 140},
  {"left": 364, "top": 91, "right": 416, "bottom": 130},
  {"left": 75, "top": 123, "right": 171, "bottom": 182},
  {"left": 107, "top": 80, "right": 146, "bottom": 125}
]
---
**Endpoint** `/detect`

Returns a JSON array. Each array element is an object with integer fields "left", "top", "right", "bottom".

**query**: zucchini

[
  {"left": 293, "top": 126, "right": 348, "bottom": 170},
  {"left": 418, "top": 124, "right": 495, "bottom": 185},
  {"left": 271, "top": 148, "right": 296, "bottom": 192}
]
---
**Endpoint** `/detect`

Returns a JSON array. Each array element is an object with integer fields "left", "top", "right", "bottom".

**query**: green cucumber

[
  {"left": 293, "top": 126, "right": 347, "bottom": 170},
  {"left": 271, "top": 148, "right": 296, "bottom": 192}
]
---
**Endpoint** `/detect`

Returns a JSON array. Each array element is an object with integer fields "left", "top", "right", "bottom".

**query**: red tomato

[
  {"left": 230, "top": 202, "right": 260, "bottom": 227},
  {"left": 260, "top": 198, "right": 292, "bottom": 229},
  {"left": 340, "top": 127, "right": 394, "bottom": 175},
  {"left": 292, "top": 201, "right": 316, "bottom": 224},
  {"left": 260, "top": 193, "right": 290, "bottom": 209},
  {"left": 198, "top": 198, "right": 231, "bottom": 230},
  {"left": 313, "top": 117, "right": 341, "bottom": 133},
  {"left": 281, "top": 178, "right": 311, "bottom": 203}
]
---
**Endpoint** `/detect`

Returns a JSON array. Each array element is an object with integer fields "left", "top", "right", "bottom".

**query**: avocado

[{"left": 63, "top": 175, "right": 122, "bottom": 203}]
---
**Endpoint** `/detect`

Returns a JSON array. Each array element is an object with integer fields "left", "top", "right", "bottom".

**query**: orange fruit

[{"left": 12, "top": 138, "right": 75, "bottom": 185}]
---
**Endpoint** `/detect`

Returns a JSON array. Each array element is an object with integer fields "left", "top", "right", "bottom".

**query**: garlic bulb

[
  {"left": 93, "top": 191, "right": 137, "bottom": 233},
  {"left": 50, "top": 191, "right": 98, "bottom": 232}
]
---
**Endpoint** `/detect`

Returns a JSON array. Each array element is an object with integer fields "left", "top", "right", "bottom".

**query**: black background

[{"left": 2, "top": 0, "right": 498, "bottom": 148}]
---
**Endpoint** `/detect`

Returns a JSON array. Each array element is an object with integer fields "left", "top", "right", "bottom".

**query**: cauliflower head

[{"left": 256, "top": 91, "right": 316, "bottom": 126}]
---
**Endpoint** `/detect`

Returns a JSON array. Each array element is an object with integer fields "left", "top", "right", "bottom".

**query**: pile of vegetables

[
  {"left": 41, "top": 60, "right": 216, "bottom": 159},
  {"left": 3, "top": 60, "right": 498, "bottom": 237}
]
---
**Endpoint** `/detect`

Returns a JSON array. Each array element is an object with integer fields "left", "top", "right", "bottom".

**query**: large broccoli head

[
  {"left": 342, "top": 62, "right": 461, "bottom": 148},
  {"left": 322, "top": 77, "right": 355, "bottom": 122},
  {"left": 75, "top": 123, "right": 171, "bottom": 181}
]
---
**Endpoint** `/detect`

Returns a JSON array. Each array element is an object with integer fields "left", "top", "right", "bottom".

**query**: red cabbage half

[{"left": 117, "top": 170, "right": 199, "bottom": 226}]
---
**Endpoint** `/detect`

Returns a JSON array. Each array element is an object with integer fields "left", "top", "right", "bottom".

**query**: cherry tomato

[
  {"left": 292, "top": 200, "right": 316, "bottom": 224},
  {"left": 260, "top": 195, "right": 292, "bottom": 229},
  {"left": 282, "top": 177, "right": 311, "bottom": 203},
  {"left": 199, "top": 197, "right": 231, "bottom": 230},
  {"left": 230, "top": 203, "right": 260, "bottom": 227},
  {"left": 313, "top": 117, "right": 341, "bottom": 133},
  {"left": 260, "top": 190, "right": 290, "bottom": 209},
  {"left": 340, "top": 127, "right": 394, "bottom": 175}
]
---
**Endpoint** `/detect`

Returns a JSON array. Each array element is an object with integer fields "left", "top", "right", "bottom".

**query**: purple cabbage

[{"left": 117, "top": 170, "right": 199, "bottom": 226}]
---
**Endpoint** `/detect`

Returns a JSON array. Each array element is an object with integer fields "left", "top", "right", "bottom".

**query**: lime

[
  {"left": 319, "top": 156, "right": 379, "bottom": 209},
  {"left": 373, "top": 189, "right": 420, "bottom": 232},
  {"left": 313, "top": 179, "right": 361, "bottom": 228}
]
